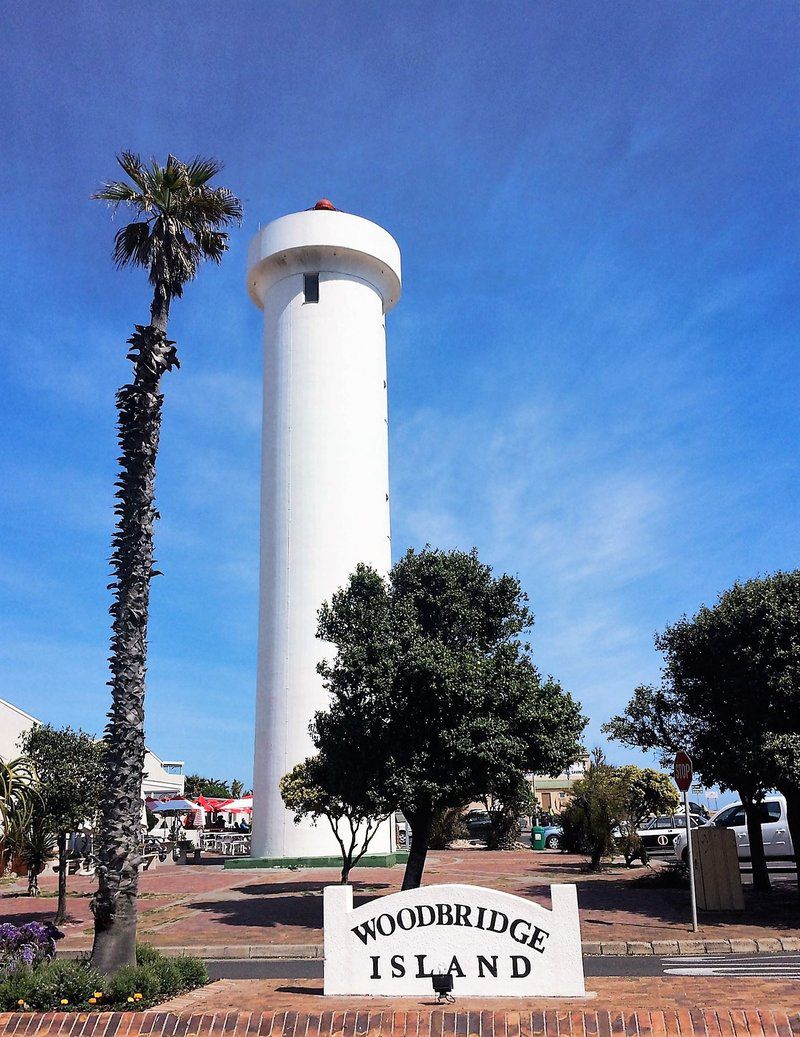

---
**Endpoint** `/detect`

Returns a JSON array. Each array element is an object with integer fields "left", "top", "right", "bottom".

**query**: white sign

[{"left": 324, "top": 882, "right": 586, "bottom": 997}]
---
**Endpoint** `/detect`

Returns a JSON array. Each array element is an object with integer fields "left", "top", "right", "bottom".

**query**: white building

[
  {"left": 0, "top": 697, "right": 184, "bottom": 800},
  {"left": 0, "top": 698, "right": 38, "bottom": 764},
  {"left": 142, "top": 753, "right": 185, "bottom": 799},
  {"left": 528, "top": 755, "right": 591, "bottom": 815},
  {"left": 247, "top": 200, "right": 401, "bottom": 861}
]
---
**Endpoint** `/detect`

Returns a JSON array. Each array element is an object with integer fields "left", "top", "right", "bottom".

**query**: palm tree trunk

[{"left": 91, "top": 296, "right": 177, "bottom": 974}]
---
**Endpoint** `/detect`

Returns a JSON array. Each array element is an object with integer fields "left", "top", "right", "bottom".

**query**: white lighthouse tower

[{"left": 247, "top": 200, "right": 401, "bottom": 862}]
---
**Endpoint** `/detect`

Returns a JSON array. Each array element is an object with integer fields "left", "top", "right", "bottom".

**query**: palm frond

[
  {"left": 93, "top": 181, "right": 141, "bottom": 206},
  {"left": 178, "top": 187, "right": 243, "bottom": 228},
  {"left": 185, "top": 156, "right": 223, "bottom": 187},
  {"left": 161, "top": 155, "right": 186, "bottom": 194},
  {"left": 0, "top": 756, "right": 38, "bottom": 834},
  {"left": 193, "top": 228, "right": 228, "bottom": 264},
  {"left": 112, "top": 221, "right": 152, "bottom": 269},
  {"left": 116, "top": 151, "right": 149, "bottom": 191}
]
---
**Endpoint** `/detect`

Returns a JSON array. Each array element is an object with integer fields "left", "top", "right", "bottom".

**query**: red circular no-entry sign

[{"left": 674, "top": 751, "right": 693, "bottom": 792}]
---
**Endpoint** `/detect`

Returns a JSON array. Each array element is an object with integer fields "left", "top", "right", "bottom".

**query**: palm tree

[
  {"left": 91, "top": 153, "right": 242, "bottom": 973},
  {"left": 0, "top": 756, "right": 39, "bottom": 874}
]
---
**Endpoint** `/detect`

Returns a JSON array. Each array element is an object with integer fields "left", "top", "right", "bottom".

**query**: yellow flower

[
  {"left": 93, "top": 991, "right": 103, "bottom": 998},
  {"left": 17, "top": 999, "right": 24, "bottom": 1006},
  {"left": 88, "top": 998, "right": 97, "bottom": 1005},
  {"left": 60, "top": 999, "right": 69, "bottom": 1005},
  {"left": 134, "top": 993, "right": 143, "bottom": 1001},
  {"left": 127, "top": 997, "right": 135, "bottom": 1003}
]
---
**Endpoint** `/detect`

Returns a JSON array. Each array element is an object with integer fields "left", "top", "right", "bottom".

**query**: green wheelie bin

[{"left": 530, "top": 825, "right": 546, "bottom": 850}]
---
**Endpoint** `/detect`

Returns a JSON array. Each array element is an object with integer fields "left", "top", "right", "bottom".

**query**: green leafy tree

[
  {"left": 19, "top": 725, "right": 104, "bottom": 923},
  {"left": 91, "top": 153, "right": 242, "bottom": 972},
  {"left": 764, "top": 733, "right": 800, "bottom": 892},
  {"left": 605, "top": 682, "right": 774, "bottom": 890},
  {"left": 604, "top": 571, "right": 800, "bottom": 893},
  {"left": 184, "top": 774, "right": 231, "bottom": 799},
  {"left": 680, "top": 572, "right": 800, "bottom": 895},
  {"left": 560, "top": 750, "right": 620, "bottom": 870},
  {"left": 614, "top": 765, "right": 679, "bottom": 866},
  {"left": 280, "top": 757, "right": 390, "bottom": 882},
  {"left": 313, "top": 548, "right": 586, "bottom": 889}
]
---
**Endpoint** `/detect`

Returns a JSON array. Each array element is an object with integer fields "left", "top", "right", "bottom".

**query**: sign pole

[
  {"left": 683, "top": 788, "right": 698, "bottom": 933},
  {"left": 674, "top": 750, "right": 698, "bottom": 934}
]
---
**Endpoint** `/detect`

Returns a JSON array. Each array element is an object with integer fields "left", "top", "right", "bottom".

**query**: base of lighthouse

[{"left": 224, "top": 850, "right": 408, "bottom": 871}]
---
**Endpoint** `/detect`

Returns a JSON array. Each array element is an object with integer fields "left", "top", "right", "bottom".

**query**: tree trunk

[
  {"left": 589, "top": 842, "right": 604, "bottom": 872},
  {"left": 55, "top": 832, "right": 68, "bottom": 925},
  {"left": 91, "top": 307, "right": 177, "bottom": 974},
  {"left": 401, "top": 806, "right": 433, "bottom": 890},
  {"left": 741, "top": 794, "right": 771, "bottom": 893},
  {"left": 779, "top": 785, "right": 800, "bottom": 899}
]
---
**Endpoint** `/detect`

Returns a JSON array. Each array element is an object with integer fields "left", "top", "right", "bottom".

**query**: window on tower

[{"left": 304, "top": 273, "right": 319, "bottom": 303}]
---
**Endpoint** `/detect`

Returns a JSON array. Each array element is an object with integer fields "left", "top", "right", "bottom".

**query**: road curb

[
  {"left": 61, "top": 937, "right": 800, "bottom": 960},
  {"left": 583, "top": 937, "right": 800, "bottom": 955}
]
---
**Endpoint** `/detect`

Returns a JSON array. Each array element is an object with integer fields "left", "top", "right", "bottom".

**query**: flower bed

[{"left": 0, "top": 924, "right": 206, "bottom": 1012}]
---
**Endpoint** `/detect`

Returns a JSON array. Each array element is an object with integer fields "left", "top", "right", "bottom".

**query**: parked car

[
  {"left": 634, "top": 814, "right": 704, "bottom": 859},
  {"left": 394, "top": 812, "right": 410, "bottom": 847},
  {"left": 465, "top": 810, "right": 492, "bottom": 839},
  {"left": 540, "top": 825, "right": 563, "bottom": 849},
  {"left": 673, "top": 795, "right": 795, "bottom": 863}
]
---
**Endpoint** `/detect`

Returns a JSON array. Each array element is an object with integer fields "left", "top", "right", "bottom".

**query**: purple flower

[
  {"left": 0, "top": 923, "right": 19, "bottom": 947},
  {"left": 0, "top": 920, "right": 60, "bottom": 975}
]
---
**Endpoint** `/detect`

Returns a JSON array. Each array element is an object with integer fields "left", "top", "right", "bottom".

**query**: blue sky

[{"left": 1, "top": 2, "right": 798, "bottom": 785}]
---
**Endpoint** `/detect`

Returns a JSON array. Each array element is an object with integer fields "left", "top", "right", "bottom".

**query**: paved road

[
  {"left": 661, "top": 953, "right": 800, "bottom": 978},
  {"left": 205, "top": 953, "right": 800, "bottom": 981}
]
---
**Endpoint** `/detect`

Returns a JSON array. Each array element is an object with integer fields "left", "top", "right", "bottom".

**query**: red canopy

[{"left": 195, "top": 795, "right": 232, "bottom": 811}]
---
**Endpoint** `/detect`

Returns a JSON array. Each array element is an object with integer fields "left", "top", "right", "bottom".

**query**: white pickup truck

[{"left": 673, "top": 794, "right": 795, "bottom": 864}]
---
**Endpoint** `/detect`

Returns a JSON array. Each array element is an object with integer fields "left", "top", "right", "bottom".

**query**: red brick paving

[
  {"left": 161, "top": 976, "right": 800, "bottom": 1012},
  {"left": 2, "top": 997, "right": 800, "bottom": 1037},
  {"left": 2, "top": 851, "right": 798, "bottom": 951}
]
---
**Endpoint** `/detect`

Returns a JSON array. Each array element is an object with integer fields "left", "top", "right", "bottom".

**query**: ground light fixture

[{"left": 431, "top": 972, "right": 455, "bottom": 1004}]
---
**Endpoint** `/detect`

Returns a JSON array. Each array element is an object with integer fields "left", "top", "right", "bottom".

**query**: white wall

[
  {"left": 143, "top": 751, "right": 185, "bottom": 797},
  {"left": 0, "top": 698, "right": 37, "bottom": 761}
]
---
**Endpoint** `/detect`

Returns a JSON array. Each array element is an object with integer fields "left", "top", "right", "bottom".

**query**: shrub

[
  {"left": 172, "top": 956, "right": 208, "bottom": 989},
  {"left": 105, "top": 947, "right": 207, "bottom": 1007},
  {"left": 134, "top": 943, "right": 206, "bottom": 999},
  {"left": 0, "top": 965, "right": 34, "bottom": 1010},
  {"left": 105, "top": 963, "right": 163, "bottom": 1006},
  {"left": 135, "top": 942, "right": 163, "bottom": 967},
  {"left": 0, "top": 940, "right": 207, "bottom": 1011},
  {"left": 24, "top": 959, "right": 103, "bottom": 1010},
  {"left": 428, "top": 807, "right": 468, "bottom": 849},
  {"left": 152, "top": 956, "right": 182, "bottom": 998}
]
